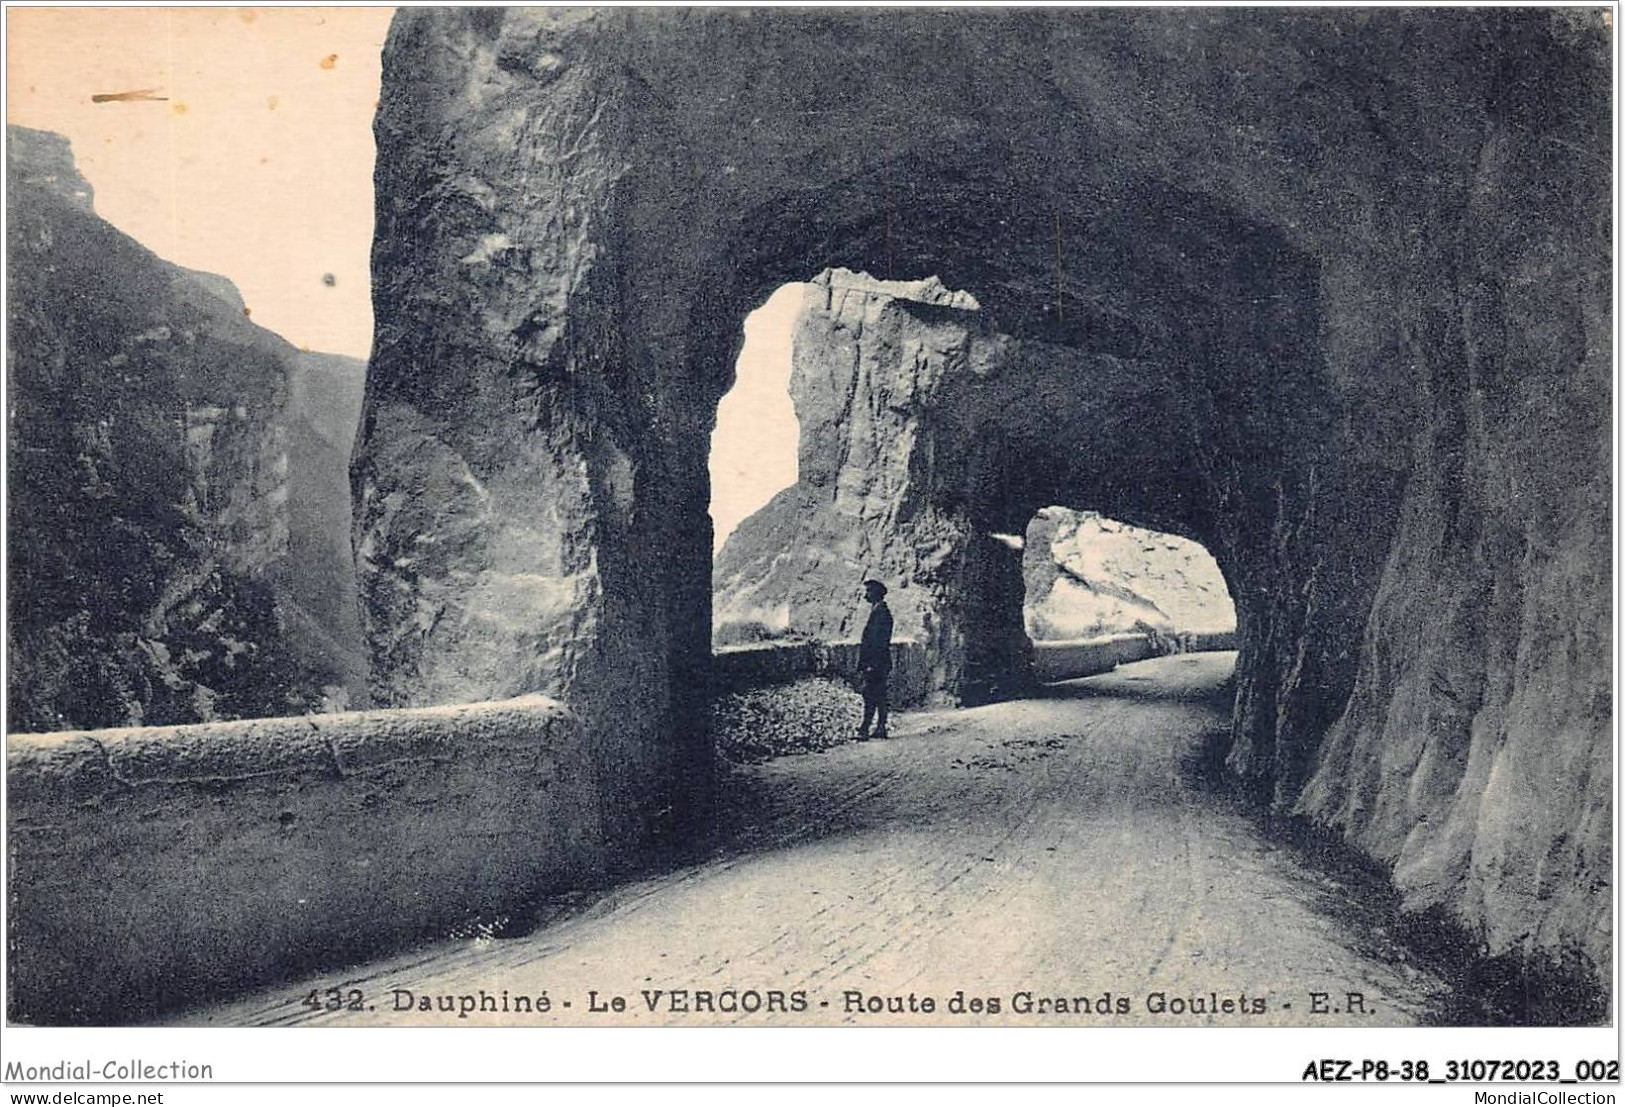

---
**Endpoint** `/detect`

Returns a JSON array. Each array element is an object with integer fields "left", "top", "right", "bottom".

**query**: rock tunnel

[
  {"left": 354, "top": 7, "right": 1610, "bottom": 983},
  {"left": 712, "top": 267, "right": 1259, "bottom": 703}
]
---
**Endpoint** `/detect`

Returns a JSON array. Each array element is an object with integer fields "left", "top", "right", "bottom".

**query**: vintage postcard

[{"left": 2, "top": 2, "right": 1616, "bottom": 1092}]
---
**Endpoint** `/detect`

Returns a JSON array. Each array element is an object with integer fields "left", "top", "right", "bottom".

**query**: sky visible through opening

[{"left": 710, "top": 284, "right": 808, "bottom": 554}]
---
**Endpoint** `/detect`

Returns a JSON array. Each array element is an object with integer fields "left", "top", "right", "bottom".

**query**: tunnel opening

[
  {"left": 709, "top": 281, "right": 811, "bottom": 646},
  {"left": 1017, "top": 506, "right": 1237, "bottom": 681},
  {"left": 677, "top": 154, "right": 1365, "bottom": 833},
  {"left": 707, "top": 268, "right": 1007, "bottom": 763},
  {"left": 707, "top": 164, "right": 1338, "bottom": 720},
  {"left": 708, "top": 267, "right": 985, "bottom": 652}
]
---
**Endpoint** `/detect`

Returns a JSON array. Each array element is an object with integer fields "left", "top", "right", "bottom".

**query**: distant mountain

[
  {"left": 282, "top": 351, "right": 369, "bottom": 709},
  {"left": 7, "top": 125, "right": 367, "bottom": 730}
]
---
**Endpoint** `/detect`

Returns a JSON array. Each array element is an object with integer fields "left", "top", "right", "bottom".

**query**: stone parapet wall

[
  {"left": 713, "top": 640, "right": 931, "bottom": 706},
  {"left": 715, "top": 633, "right": 1236, "bottom": 697},
  {"left": 1186, "top": 631, "right": 1240, "bottom": 653},
  {"left": 7, "top": 698, "right": 602, "bottom": 1025},
  {"left": 711, "top": 641, "right": 819, "bottom": 690},
  {"left": 1032, "top": 632, "right": 1238, "bottom": 684},
  {"left": 1032, "top": 634, "right": 1157, "bottom": 683}
]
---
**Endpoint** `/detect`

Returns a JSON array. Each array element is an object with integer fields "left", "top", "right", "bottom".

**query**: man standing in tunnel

[{"left": 857, "top": 579, "right": 893, "bottom": 740}]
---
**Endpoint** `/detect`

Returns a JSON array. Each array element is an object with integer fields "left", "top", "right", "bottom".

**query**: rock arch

[
  {"left": 714, "top": 264, "right": 1275, "bottom": 705},
  {"left": 355, "top": 9, "right": 1610, "bottom": 977}
]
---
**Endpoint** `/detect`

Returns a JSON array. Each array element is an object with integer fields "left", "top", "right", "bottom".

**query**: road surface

[{"left": 183, "top": 653, "right": 1448, "bottom": 1027}]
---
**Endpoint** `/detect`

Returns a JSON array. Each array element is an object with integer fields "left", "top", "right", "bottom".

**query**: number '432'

[{"left": 304, "top": 987, "right": 365, "bottom": 1011}]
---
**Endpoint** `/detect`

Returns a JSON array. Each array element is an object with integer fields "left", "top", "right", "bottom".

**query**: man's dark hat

[{"left": 863, "top": 579, "right": 888, "bottom": 597}]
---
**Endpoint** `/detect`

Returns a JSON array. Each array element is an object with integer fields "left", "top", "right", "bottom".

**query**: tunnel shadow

[{"left": 1180, "top": 724, "right": 1610, "bottom": 1028}]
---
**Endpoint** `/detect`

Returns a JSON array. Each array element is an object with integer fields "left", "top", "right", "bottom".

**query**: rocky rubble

[{"left": 712, "top": 678, "right": 863, "bottom": 764}]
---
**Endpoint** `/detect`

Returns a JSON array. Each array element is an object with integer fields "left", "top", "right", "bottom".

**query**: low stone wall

[
  {"left": 7, "top": 697, "right": 602, "bottom": 1025},
  {"left": 1185, "top": 630, "right": 1239, "bottom": 653},
  {"left": 1032, "top": 630, "right": 1239, "bottom": 683},
  {"left": 713, "top": 639, "right": 931, "bottom": 706},
  {"left": 714, "top": 634, "right": 1236, "bottom": 698},
  {"left": 711, "top": 641, "right": 818, "bottom": 690},
  {"left": 1032, "top": 634, "right": 1157, "bottom": 683}
]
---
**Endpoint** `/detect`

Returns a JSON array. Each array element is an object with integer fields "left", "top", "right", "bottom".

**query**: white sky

[
  {"left": 710, "top": 285, "right": 806, "bottom": 552},
  {"left": 7, "top": 7, "right": 393, "bottom": 358},
  {"left": 7, "top": 6, "right": 802, "bottom": 550}
]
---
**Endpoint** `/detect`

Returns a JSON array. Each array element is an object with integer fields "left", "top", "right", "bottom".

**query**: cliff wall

[{"left": 7, "top": 126, "right": 367, "bottom": 729}]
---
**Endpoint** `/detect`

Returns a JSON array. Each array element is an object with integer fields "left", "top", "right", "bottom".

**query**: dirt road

[{"left": 185, "top": 653, "right": 1448, "bottom": 1027}]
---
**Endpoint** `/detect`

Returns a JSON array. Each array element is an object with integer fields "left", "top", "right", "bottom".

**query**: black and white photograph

[{"left": 2, "top": 1, "right": 1616, "bottom": 1090}]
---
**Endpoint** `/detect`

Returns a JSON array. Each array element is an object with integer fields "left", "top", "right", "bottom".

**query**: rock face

[
  {"left": 7, "top": 126, "right": 367, "bottom": 730},
  {"left": 363, "top": 9, "right": 1609, "bottom": 988},
  {"left": 1023, "top": 508, "right": 1235, "bottom": 641},
  {"left": 712, "top": 271, "right": 1020, "bottom": 697}
]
